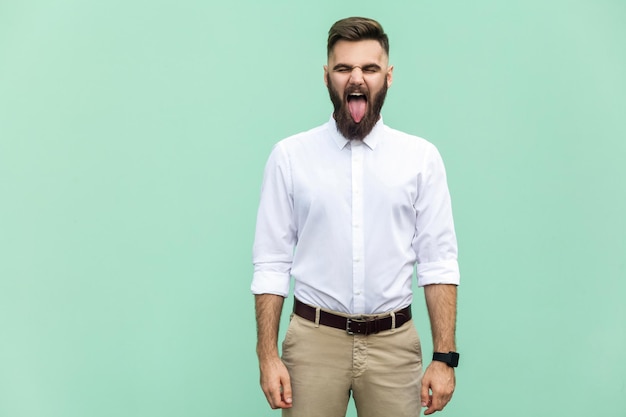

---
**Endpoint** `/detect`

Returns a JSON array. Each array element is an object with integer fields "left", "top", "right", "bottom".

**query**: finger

[
  {"left": 424, "top": 390, "right": 452, "bottom": 415},
  {"left": 281, "top": 376, "right": 293, "bottom": 405},
  {"left": 420, "top": 380, "right": 430, "bottom": 408},
  {"left": 432, "top": 382, "right": 454, "bottom": 410},
  {"left": 262, "top": 387, "right": 277, "bottom": 409},
  {"left": 270, "top": 385, "right": 285, "bottom": 409},
  {"left": 265, "top": 383, "right": 294, "bottom": 409},
  {"left": 423, "top": 395, "right": 435, "bottom": 415},
  {"left": 427, "top": 394, "right": 442, "bottom": 415}
]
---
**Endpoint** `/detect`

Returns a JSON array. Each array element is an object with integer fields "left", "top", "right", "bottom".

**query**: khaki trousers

[{"left": 281, "top": 312, "right": 423, "bottom": 417}]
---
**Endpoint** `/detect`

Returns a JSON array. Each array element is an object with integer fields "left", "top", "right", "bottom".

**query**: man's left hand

[{"left": 420, "top": 360, "right": 455, "bottom": 415}]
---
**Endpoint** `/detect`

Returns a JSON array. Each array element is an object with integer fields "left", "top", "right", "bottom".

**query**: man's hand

[
  {"left": 259, "top": 356, "right": 293, "bottom": 409},
  {"left": 422, "top": 284, "right": 457, "bottom": 414},
  {"left": 255, "top": 294, "right": 292, "bottom": 409},
  {"left": 421, "top": 360, "right": 455, "bottom": 415}
]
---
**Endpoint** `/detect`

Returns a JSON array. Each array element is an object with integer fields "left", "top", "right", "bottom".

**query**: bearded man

[{"left": 252, "top": 17, "right": 460, "bottom": 417}]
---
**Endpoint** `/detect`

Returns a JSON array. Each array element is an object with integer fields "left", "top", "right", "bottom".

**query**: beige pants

[{"left": 281, "top": 312, "right": 423, "bottom": 417}]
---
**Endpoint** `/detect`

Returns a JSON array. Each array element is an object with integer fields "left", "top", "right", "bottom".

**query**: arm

[
  {"left": 421, "top": 284, "right": 457, "bottom": 415},
  {"left": 252, "top": 144, "right": 296, "bottom": 409},
  {"left": 255, "top": 294, "right": 292, "bottom": 409}
]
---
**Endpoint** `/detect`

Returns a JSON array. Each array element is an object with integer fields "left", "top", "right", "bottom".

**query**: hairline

[
  {"left": 327, "top": 39, "right": 389, "bottom": 62},
  {"left": 326, "top": 17, "right": 390, "bottom": 58}
]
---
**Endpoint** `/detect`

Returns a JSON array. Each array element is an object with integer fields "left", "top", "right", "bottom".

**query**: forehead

[{"left": 328, "top": 39, "right": 388, "bottom": 66}]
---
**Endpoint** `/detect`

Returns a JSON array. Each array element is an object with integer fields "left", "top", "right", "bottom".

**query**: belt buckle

[{"left": 346, "top": 316, "right": 367, "bottom": 335}]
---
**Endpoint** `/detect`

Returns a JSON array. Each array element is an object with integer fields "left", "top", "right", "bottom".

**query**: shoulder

[
  {"left": 275, "top": 122, "right": 330, "bottom": 150},
  {"left": 269, "top": 122, "right": 336, "bottom": 163},
  {"left": 380, "top": 124, "right": 440, "bottom": 155},
  {"left": 263, "top": 122, "right": 331, "bottom": 168}
]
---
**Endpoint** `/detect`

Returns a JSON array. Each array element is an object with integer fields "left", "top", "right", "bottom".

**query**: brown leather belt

[{"left": 293, "top": 298, "right": 412, "bottom": 335}]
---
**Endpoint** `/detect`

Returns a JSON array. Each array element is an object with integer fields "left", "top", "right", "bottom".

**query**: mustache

[{"left": 344, "top": 85, "right": 369, "bottom": 98}]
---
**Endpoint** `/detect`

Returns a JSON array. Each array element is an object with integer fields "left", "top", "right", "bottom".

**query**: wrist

[
  {"left": 256, "top": 345, "right": 280, "bottom": 361},
  {"left": 258, "top": 354, "right": 278, "bottom": 362},
  {"left": 432, "top": 351, "right": 460, "bottom": 368}
]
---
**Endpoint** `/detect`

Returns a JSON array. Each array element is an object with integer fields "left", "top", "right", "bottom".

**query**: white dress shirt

[{"left": 252, "top": 116, "right": 459, "bottom": 315}]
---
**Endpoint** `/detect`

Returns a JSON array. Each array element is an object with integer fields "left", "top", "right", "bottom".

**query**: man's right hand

[{"left": 259, "top": 356, "right": 293, "bottom": 409}]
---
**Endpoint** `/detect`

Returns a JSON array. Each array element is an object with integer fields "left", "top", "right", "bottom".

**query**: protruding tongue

[{"left": 348, "top": 97, "right": 366, "bottom": 123}]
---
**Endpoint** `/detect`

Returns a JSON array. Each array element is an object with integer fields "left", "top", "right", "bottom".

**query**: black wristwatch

[{"left": 432, "top": 351, "right": 460, "bottom": 368}]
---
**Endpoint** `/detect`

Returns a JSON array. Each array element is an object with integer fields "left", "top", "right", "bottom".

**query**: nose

[{"left": 349, "top": 67, "right": 364, "bottom": 85}]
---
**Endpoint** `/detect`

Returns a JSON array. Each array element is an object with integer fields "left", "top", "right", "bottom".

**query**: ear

[
  {"left": 323, "top": 65, "right": 329, "bottom": 87},
  {"left": 386, "top": 65, "right": 394, "bottom": 88}
]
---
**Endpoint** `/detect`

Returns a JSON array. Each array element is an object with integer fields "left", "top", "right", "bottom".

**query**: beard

[{"left": 327, "top": 77, "right": 388, "bottom": 141}]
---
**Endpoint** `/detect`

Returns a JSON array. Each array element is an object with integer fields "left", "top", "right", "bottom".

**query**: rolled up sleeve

[
  {"left": 412, "top": 144, "right": 460, "bottom": 287},
  {"left": 251, "top": 143, "right": 296, "bottom": 296}
]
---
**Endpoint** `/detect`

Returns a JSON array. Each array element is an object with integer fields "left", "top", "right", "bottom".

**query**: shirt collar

[{"left": 328, "top": 115, "right": 384, "bottom": 150}]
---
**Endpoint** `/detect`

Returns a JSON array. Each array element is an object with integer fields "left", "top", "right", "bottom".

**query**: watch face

[
  {"left": 433, "top": 352, "right": 459, "bottom": 367},
  {"left": 449, "top": 352, "right": 459, "bottom": 367}
]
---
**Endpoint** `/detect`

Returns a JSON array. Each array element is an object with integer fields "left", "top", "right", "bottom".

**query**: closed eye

[
  {"left": 333, "top": 65, "right": 352, "bottom": 73},
  {"left": 362, "top": 65, "right": 381, "bottom": 73},
  {"left": 332, "top": 64, "right": 382, "bottom": 74}
]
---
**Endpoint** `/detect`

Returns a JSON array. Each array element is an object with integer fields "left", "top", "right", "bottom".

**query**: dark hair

[{"left": 327, "top": 17, "right": 389, "bottom": 57}]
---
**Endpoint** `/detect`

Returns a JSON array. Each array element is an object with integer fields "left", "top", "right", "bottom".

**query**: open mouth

[{"left": 347, "top": 92, "right": 367, "bottom": 123}]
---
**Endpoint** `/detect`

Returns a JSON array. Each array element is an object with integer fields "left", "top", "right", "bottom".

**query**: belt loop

[
  {"left": 390, "top": 311, "right": 396, "bottom": 332},
  {"left": 314, "top": 307, "right": 321, "bottom": 328}
]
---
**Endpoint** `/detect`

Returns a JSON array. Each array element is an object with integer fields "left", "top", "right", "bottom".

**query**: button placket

[{"left": 351, "top": 140, "right": 365, "bottom": 314}]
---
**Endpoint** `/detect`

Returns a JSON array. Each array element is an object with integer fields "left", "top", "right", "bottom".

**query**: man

[{"left": 252, "top": 17, "right": 460, "bottom": 417}]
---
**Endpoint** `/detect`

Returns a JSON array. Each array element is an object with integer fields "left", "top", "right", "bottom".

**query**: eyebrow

[{"left": 332, "top": 63, "right": 382, "bottom": 71}]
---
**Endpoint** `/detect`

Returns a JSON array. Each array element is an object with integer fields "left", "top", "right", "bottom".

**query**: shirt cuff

[
  {"left": 251, "top": 271, "right": 291, "bottom": 297},
  {"left": 416, "top": 259, "right": 460, "bottom": 287}
]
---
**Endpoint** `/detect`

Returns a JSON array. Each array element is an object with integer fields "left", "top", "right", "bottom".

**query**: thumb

[
  {"left": 420, "top": 379, "right": 430, "bottom": 407},
  {"left": 282, "top": 375, "right": 293, "bottom": 404}
]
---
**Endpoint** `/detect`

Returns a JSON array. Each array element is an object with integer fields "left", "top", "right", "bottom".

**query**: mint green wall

[{"left": 1, "top": 1, "right": 624, "bottom": 416}]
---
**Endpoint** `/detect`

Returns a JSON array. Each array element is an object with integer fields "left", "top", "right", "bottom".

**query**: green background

[{"left": 1, "top": 1, "right": 625, "bottom": 416}]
